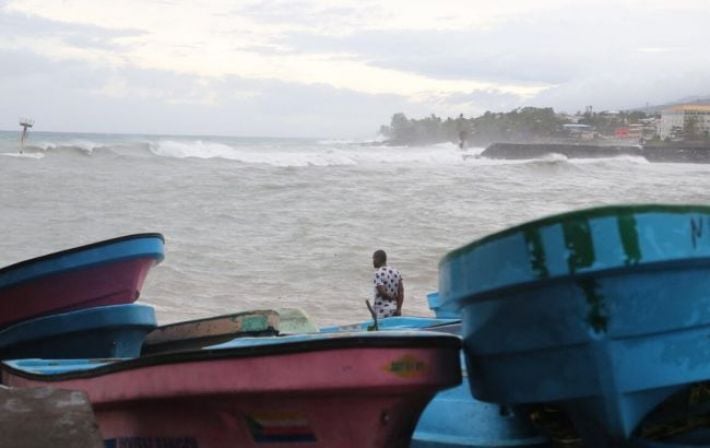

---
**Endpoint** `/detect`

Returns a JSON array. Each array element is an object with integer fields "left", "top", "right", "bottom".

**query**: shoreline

[{"left": 481, "top": 142, "right": 710, "bottom": 164}]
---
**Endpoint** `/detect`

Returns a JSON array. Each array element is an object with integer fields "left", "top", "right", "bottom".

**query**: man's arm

[{"left": 395, "top": 279, "right": 404, "bottom": 315}]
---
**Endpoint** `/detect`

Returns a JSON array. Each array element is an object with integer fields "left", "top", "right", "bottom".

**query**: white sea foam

[
  {"left": 570, "top": 155, "right": 650, "bottom": 165},
  {"left": 32, "top": 139, "right": 106, "bottom": 155},
  {"left": 148, "top": 139, "right": 470, "bottom": 166},
  {"left": 0, "top": 152, "right": 45, "bottom": 159},
  {"left": 149, "top": 140, "right": 238, "bottom": 159},
  {"left": 470, "top": 152, "right": 651, "bottom": 167},
  {"left": 0, "top": 132, "right": 656, "bottom": 168}
]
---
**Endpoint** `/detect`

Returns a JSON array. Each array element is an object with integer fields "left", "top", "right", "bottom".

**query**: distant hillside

[{"left": 632, "top": 95, "right": 710, "bottom": 114}]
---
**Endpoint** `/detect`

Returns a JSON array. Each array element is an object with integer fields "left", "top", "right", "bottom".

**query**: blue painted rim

[
  {"left": 0, "top": 304, "right": 157, "bottom": 348},
  {"left": 440, "top": 204, "right": 710, "bottom": 267},
  {"left": 319, "top": 316, "right": 460, "bottom": 333},
  {"left": 439, "top": 204, "right": 710, "bottom": 308},
  {"left": 0, "top": 233, "right": 165, "bottom": 290}
]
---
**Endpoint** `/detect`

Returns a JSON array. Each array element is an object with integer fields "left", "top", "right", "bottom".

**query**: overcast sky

[{"left": 1, "top": 0, "right": 709, "bottom": 137}]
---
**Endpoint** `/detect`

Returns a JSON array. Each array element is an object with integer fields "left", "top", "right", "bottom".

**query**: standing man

[{"left": 372, "top": 249, "right": 404, "bottom": 318}]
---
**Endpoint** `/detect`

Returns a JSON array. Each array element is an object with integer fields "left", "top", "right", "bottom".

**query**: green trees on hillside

[{"left": 379, "top": 107, "right": 569, "bottom": 146}]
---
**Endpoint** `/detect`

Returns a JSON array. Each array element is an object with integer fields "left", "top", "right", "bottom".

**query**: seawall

[{"left": 481, "top": 142, "right": 710, "bottom": 163}]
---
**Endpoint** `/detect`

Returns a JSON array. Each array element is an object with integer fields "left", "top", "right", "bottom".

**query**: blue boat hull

[
  {"left": 440, "top": 205, "right": 710, "bottom": 444},
  {"left": 0, "top": 304, "right": 156, "bottom": 359},
  {"left": 412, "top": 358, "right": 548, "bottom": 448}
]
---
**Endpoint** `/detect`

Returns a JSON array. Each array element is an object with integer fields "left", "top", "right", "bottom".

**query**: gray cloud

[
  {"left": 2, "top": 2, "right": 710, "bottom": 136},
  {"left": 0, "top": 48, "right": 428, "bottom": 137},
  {"left": 278, "top": 6, "right": 710, "bottom": 88}
]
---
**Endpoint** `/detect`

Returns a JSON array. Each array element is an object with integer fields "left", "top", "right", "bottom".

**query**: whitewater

[{"left": 2, "top": 130, "right": 710, "bottom": 326}]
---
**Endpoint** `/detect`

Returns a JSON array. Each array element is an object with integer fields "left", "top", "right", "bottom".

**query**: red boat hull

[
  {"left": 0, "top": 257, "right": 156, "bottom": 328},
  {"left": 3, "top": 336, "right": 461, "bottom": 447}
]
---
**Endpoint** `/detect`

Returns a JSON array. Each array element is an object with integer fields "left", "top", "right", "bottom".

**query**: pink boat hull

[
  {"left": 0, "top": 257, "right": 157, "bottom": 328},
  {"left": 3, "top": 338, "right": 461, "bottom": 447}
]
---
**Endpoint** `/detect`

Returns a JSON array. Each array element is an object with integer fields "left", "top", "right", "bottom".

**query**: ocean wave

[
  {"left": 574, "top": 154, "right": 650, "bottom": 164},
  {"left": 31, "top": 139, "right": 107, "bottom": 155},
  {"left": 0, "top": 152, "right": 45, "bottom": 159},
  {"left": 15, "top": 134, "right": 655, "bottom": 167},
  {"left": 15, "top": 140, "right": 154, "bottom": 158},
  {"left": 472, "top": 152, "right": 651, "bottom": 166},
  {"left": 147, "top": 139, "right": 471, "bottom": 166}
]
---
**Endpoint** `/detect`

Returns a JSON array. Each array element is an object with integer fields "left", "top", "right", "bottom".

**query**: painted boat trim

[
  {"left": 0, "top": 233, "right": 165, "bottom": 290},
  {"left": 440, "top": 204, "right": 710, "bottom": 267},
  {"left": 4, "top": 331, "right": 461, "bottom": 380},
  {"left": 439, "top": 204, "right": 710, "bottom": 308},
  {"left": 0, "top": 304, "right": 156, "bottom": 349},
  {"left": 319, "top": 316, "right": 460, "bottom": 333}
]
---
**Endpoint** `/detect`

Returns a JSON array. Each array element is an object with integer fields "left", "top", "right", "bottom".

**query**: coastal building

[
  {"left": 562, "top": 123, "right": 597, "bottom": 140},
  {"left": 613, "top": 124, "right": 641, "bottom": 141},
  {"left": 659, "top": 104, "right": 710, "bottom": 140}
]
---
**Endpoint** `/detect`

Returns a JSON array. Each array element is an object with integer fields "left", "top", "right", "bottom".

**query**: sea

[{"left": 2, "top": 130, "right": 710, "bottom": 326}]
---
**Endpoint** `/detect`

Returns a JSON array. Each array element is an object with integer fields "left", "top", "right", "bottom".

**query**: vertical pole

[{"left": 19, "top": 126, "right": 27, "bottom": 154}]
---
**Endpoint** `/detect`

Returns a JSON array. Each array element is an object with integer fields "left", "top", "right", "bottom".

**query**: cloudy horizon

[{"left": 1, "top": 0, "right": 709, "bottom": 138}]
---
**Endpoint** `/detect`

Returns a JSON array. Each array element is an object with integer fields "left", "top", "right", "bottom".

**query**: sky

[{"left": 1, "top": 0, "right": 709, "bottom": 138}]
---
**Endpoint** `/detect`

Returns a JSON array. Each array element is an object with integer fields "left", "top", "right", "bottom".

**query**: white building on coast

[{"left": 659, "top": 104, "right": 710, "bottom": 140}]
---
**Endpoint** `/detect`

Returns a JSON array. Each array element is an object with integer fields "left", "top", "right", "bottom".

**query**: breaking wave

[
  {"left": 0, "top": 152, "right": 45, "bottom": 159},
  {"left": 0, "top": 133, "right": 654, "bottom": 168},
  {"left": 472, "top": 152, "right": 651, "bottom": 166},
  {"left": 145, "top": 139, "right": 476, "bottom": 166}
]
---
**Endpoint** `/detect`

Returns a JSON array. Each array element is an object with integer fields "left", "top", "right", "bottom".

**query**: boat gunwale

[
  {"left": 439, "top": 204, "right": 710, "bottom": 268},
  {"left": 0, "top": 233, "right": 165, "bottom": 279},
  {"left": 0, "top": 304, "right": 157, "bottom": 349},
  {"left": 2, "top": 333, "right": 461, "bottom": 382},
  {"left": 147, "top": 309, "right": 278, "bottom": 332},
  {"left": 441, "top": 255, "right": 710, "bottom": 308}
]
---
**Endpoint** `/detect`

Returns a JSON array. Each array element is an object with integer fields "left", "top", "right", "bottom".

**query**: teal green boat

[{"left": 439, "top": 204, "right": 710, "bottom": 446}]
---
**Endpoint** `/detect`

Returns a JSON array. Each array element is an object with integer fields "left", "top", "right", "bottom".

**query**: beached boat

[
  {"left": 142, "top": 308, "right": 318, "bottom": 355},
  {"left": 0, "top": 233, "right": 164, "bottom": 328},
  {"left": 141, "top": 309, "right": 279, "bottom": 355},
  {"left": 0, "top": 304, "right": 156, "bottom": 359},
  {"left": 2, "top": 331, "right": 461, "bottom": 448},
  {"left": 412, "top": 379, "right": 548, "bottom": 448},
  {"left": 319, "top": 315, "right": 460, "bottom": 333},
  {"left": 438, "top": 204, "right": 710, "bottom": 445},
  {"left": 426, "top": 291, "right": 459, "bottom": 319},
  {"left": 322, "top": 316, "right": 548, "bottom": 448}
]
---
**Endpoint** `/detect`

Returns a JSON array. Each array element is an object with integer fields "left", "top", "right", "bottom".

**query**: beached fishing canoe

[
  {"left": 0, "top": 233, "right": 164, "bottom": 328},
  {"left": 141, "top": 309, "right": 279, "bottom": 355},
  {"left": 426, "top": 292, "right": 459, "bottom": 319},
  {"left": 2, "top": 331, "right": 461, "bottom": 448},
  {"left": 142, "top": 308, "right": 319, "bottom": 355},
  {"left": 411, "top": 377, "right": 548, "bottom": 448},
  {"left": 0, "top": 304, "right": 156, "bottom": 359},
  {"left": 323, "top": 316, "right": 548, "bottom": 448},
  {"left": 439, "top": 204, "right": 710, "bottom": 445}
]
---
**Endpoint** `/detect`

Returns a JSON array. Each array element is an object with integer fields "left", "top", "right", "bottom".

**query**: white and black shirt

[{"left": 373, "top": 265, "right": 402, "bottom": 318}]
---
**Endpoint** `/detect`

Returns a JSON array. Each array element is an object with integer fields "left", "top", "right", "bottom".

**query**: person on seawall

[{"left": 371, "top": 249, "right": 404, "bottom": 319}]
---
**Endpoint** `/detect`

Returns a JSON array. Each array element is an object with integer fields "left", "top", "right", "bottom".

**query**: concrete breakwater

[{"left": 481, "top": 142, "right": 710, "bottom": 163}]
